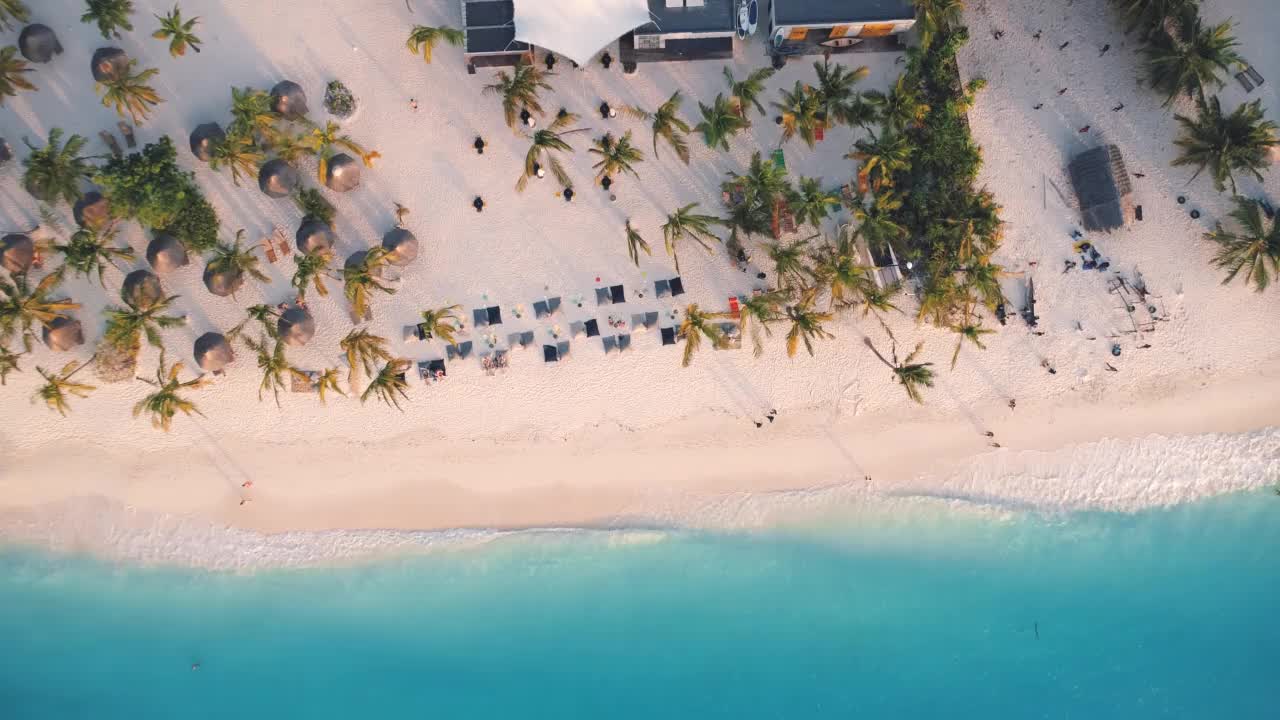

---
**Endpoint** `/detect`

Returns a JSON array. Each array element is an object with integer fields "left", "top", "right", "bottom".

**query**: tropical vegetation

[
  {"left": 695, "top": 94, "right": 749, "bottom": 151},
  {"left": 588, "top": 131, "right": 644, "bottom": 183},
  {"left": 50, "top": 225, "right": 135, "bottom": 286},
  {"left": 22, "top": 129, "right": 94, "bottom": 206},
  {"left": 405, "top": 25, "right": 463, "bottom": 63},
  {"left": 95, "top": 58, "right": 163, "bottom": 124},
  {"left": 1172, "top": 96, "right": 1277, "bottom": 194},
  {"left": 625, "top": 91, "right": 692, "bottom": 164},
  {"left": 82, "top": 0, "right": 135, "bottom": 39},
  {"left": 0, "top": 272, "right": 78, "bottom": 352},
  {"left": 0, "top": 0, "right": 29, "bottom": 32},
  {"left": 34, "top": 359, "right": 95, "bottom": 416},
  {"left": 153, "top": 5, "right": 202, "bottom": 57},
  {"left": 340, "top": 327, "right": 394, "bottom": 386},
  {"left": 133, "top": 352, "right": 205, "bottom": 432},
  {"left": 483, "top": 62, "right": 554, "bottom": 129},
  {"left": 517, "top": 110, "right": 585, "bottom": 191},
  {"left": 662, "top": 203, "right": 720, "bottom": 274},
  {"left": 1203, "top": 197, "right": 1280, "bottom": 292},
  {"left": 0, "top": 45, "right": 35, "bottom": 105},
  {"left": 361, "top": 358, "right": 411, "bottom": 410},
  {"left": 342, "top": 247, "right": 395, "bottom": 320}
]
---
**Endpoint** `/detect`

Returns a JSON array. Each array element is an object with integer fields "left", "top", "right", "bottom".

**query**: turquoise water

[{"left": 1, "top": 492, "right": 1277, "bottom": 719}]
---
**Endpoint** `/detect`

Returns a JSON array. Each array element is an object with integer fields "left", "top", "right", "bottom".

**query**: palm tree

[
  {"left": 677, "top": 304, "right": 726, "bottom": 367},
  {"left": 82, "top": 0, "right": 135, "bottom": 39},
  {"left": 789, "top": 177, "right": 840, "bottom": 229},
  {"left": 662, "top": 203, "right": 720, "bottom": 274},
  {"left": 0, "top": 343, "right": 22, "bottom": 385},
  {"left": 764, "top": 237, "right": 813, "bottom": 289},
  {"left": 732, "top": 151, "right": 792, "bottom": 209},
  {"left": 343, "top": 247, "right": 396, "bottom": 320},
  {"left": 361, "top": 358, "right": 411, "bottom": 410},
  {"left": 916, "top": 275, "right": 963, "bottom": 326},
  {"left": 738, "top": 289, "right": 788, "bottom": 357},
  {"left": 208, "top": 132, "right": 264, "bottom": 186},
  {"left": 50, "top": 225, "right": 135, "bottom": 286},
  {"left": 772, "top": 81, "right": 823, "bottom": 148},
  {"left": 812, "top": 233, "right": 875, "bottom": 309},
  {"left": 22, "top": 129, "right": 94, "bottom": 206},
  {"left": 914, "top": 0, "right": 964, "bottom": 50},
  {"left": 134, "top": 352, "right": 206, "bottom": 432},
  {"left": 624, "top": 219, "right": 651, "bottom": 267},
  {"left": 153, "top": 5, "right": 202, "bottom": 57},
  {"left": 864, "top": 337, "right": 935, "bottom": 404},
  {"left": 695, "top": 94, "right": 749, "bottom": 151},
  {"left": 1203, "top": 197, "right": 1280, "bottom": 292},
  {"left": 291, "top": 250, "right": 334, "bottom": 300},
  {"left": 950, "top": 306, "right": 995, "bottom": 369},
  {"left": 96, "top": 59, "right": 163, "bottom": 124},
  {"left": 865, "top": 73, "right": 929, "bottom": 132},
  {"left": 625, "top": 91, "right": 692, "bottom": 164},
  {"left": 313, "top": 367, "right": 344, "bottom": 404},
  {"left": 1114, "top": 0, "right": 1199, "bottom": 40},
  {"left": 1173, "top": 96, "right": 1278, "bottom": 194},
  {"left": 813, "top": 59, "right": 873, "bottom": 127},
  {"left": 853, "top": 190, "right": 908, "bottom": 251},
  {"left": 302, "top": 121, "right": 381, "bottom": 186},
  {"left": 418, "top": 305, "right": 463, "bottom": 344},
  {"left": 784, "top": 288, "right": 835, "bottom": 357},
  {"left": 229, "top": 86, "right": 276, "bottom": 142},
  {"left": 207, "top": 230, "right": 270, "bottom": 295},
  {"left": 482, "top": 62, "right": 554, "bottom": 129},
  {"left": 0, "top": 0, "right": 29, "bottom": 32},
  {"left": 103, "top": 293, "right": 185, "bottom": 358},
  {"left": 405, "top": 24, "right": 464, "bottom": 63},
  {"left": 0, "top": 272, "right": 79, "bottom": 352},
  {"left": 589, "top": 131, "right": 644, "bottom": 183},
  {"left": 340, "top": 327, "right": 394, "bottom": 386},
  {"left": 0, "top": 45, "right": 35, "bottom": 105},
  {"left": 228, "top": 303, "right": 280, "bottom": 342},
  {"left": 958, "top": 257, "right": 1009, "bottom": 311},
  {"left": 848, "top": 129, "right": 913, "bottom": 190},
  {"left": 517, "top": 110, "right": 586, "bottom": 191},
  {"left": 1144, "top": 14, "right": 1241, "bottom": 106},
  {"left": 34, "top": 359, "right": 96, "bottom": 416},
  {"left": 244, "top": 333, "right": 306, "bottom": 407},
  {"left": 723, "top": 66, "right": 775, "bottom": 118}
]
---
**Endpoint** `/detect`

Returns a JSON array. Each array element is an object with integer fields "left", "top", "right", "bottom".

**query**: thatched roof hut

[
  {"left": 381, "top": 228, "right": 419, "bottom": 267},
  {"left": 325, "top": 153, "right": 361, "bottom": 192},
  {"left": 73, "top": 191, "right": 111, "bottom": 230},
  {"left": 19, "top": 24, "right": 63, "bottom": 64},
  {"left": 270, "top": 80, "right": 309, "bottom": 118},
  {"left": 122, "top": 269, "right": 164, "bottom": 309},
  {"left": 194, "top": 332, "right": 235, "bottom": 373},
  {"left": 90, "top": 47, "right": 128, "bottom": 82},
  {"left": 43, "top": 316, "right": 85, "bottom": 351},
  {"left": 146, "top": 234, "right": 189, "bottom": 273},
  {"left": 258, "top": 159, "right": 299, "bottom": 198},
  {"left": 1, "top": 233, "right": 34, "bottom": 274},
  {"left": 278, "top": 307, "right": 316, "bottom": 347},
  {"left": 296, "top": 220, "right": 336, "bottom": 254},
  {"left": 1068, "top": 145, "right": 1134, "bottom": 232},
  {"left": 203, "top": 263, "right": 244, "bottom": 297},
  {"left": 189, "top": 123, "right": 225, "bottom": 162}
]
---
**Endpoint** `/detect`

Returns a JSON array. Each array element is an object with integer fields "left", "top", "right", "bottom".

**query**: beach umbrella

[
  {"left": 189, "top": 123, "right": 225, "bottom": 162},
  {"left": 258, "top": 159, "right": 299, "bottom": 198},
  {"left": 90, "top": 47, "right": 128, "bottom": 82},
  {"left": 146, "top": 234, "right": 189, "bottom": 273},
  {"left": 344, "top": 249, "right": 383, "bottom": 278},
  {"left": 277, "top": 307, "right": 316, "bottom": 347},
  {"left": 73, "top": 191, "right": 111, "bottom": 230},
  {"left": 202, "top": 261, "right": 244, "bottom": 297},
  {"left": 1, "top": 233, "right": 34, "bottom": 274},
  {"left": 193, "top": 332, "right": 235, "bottom": 373},
  {"left": 42, "top": 316, "right": 85, "bottom": 352},
  {"left": 325, "top": 153, "right": 361, "bottom": 193},
  {"left": 381, "top": 228, "right": 419, "bottom": 267},
  {"left": 19, "top": 24, "right": 63, "bottom": 64},
  {"left": 270, "top": 80, "right": 309, "bottom": 119},
  {"left": 295, "top": 220, "right": 336, "bottom": 254},
  {"left": 122, "top": 269, "right": 164, "bottom": 309}
]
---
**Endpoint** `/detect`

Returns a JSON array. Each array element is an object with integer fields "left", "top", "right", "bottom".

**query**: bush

[
  {"left": 294, "top": 186, "right": 336, "bottom": 226},
  {"left": 95, "top": 135, "right": 220, "bottom": 252},
  {"left": 323, "top": 80, "right": 356, "bottom": 118},
  {"left": 161, "top": 194, "right": 219, "bottom": 253}
]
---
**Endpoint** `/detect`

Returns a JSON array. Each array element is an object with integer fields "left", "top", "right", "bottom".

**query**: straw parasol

[
  {"left": 202, "top": 263, "right": 244, "bottom": 297},
  {"left": 19, "top": 24, "right": 63, "bottom": 64},
  {"left": 189, "top": 123, "right": 225, "bottom": 162},
  {"left": 270, "top": 80, "right": 309, "bottom": 119},
  {"left": 296, "top": 220, "right": 336, "bottom": 254},
  {"left": 1, "top": 233, "right": 34, "bottom": 274},
  {"left": 194, "top": 332, "right": 235, "bottom": 373},
  {"left": 345, "top": 249, "right": 384, "bottom": 278},
  {"left": 90, "top": 47, "right": 128, "bottom": 82},
  {"left": 277, "top": 306, "right": 316, "bottom": 347},
  {"left": 381, "top": 228, "right": 419, "bottom": 267},
  {"left": 73, "top": 191, "right": 111, "bottom": 230},
  {"left": 42, "top": 316, "right": 85, "bottom": 352},
  {"left": 146, "top": 234, "right": 189, "bottom": 273},
  {"left": 122, "top": 269, "right": 164, "bottom": 309},
  {"left": 258, "top": 159, "right": 299, "bottom": 198},
  {"left": 325, "top": 153, "right": 362, "bottom": 192}
]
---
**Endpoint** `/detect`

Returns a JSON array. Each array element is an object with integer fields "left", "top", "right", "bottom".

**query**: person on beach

[
  {"left": 1112, "top": 103, "right": 1125, "bottom": 112},
  {"left": 474, "top": 136, "right": 485, "bottom": 154},
  {"left": 1033, "top": 103, "right": 1043, "bottom": 110},
  {"left": 473, "top": 196, "right": 485, "bottom": 213},
  {"left": 1058, "top": 87, "right": 1068, "bottom": 95},
  {"left": 984, "top": 431, "right": 995, "bottom": 438},
  {"left": 1009, "top": 399, "right": 1017, "bottom": 410},
  {"left": 1099, "top": 44, "right": 1110, "bottom": 56},
  {"left": 1078, "top": 125, "right": 1091, "bottom": 133},
  {"left": 563, "top": 187, "right": 574, "bottom": 202},
  {"left": 409, "top": 98, "right": 418, "bottom": 111},
  {"left": 766, "top": 409, "right": 777, "bottom": 423}
]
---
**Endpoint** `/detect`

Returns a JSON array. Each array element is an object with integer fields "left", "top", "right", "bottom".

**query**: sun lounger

[
  {"left": 602, "top": 335, "right": 618, "bottom": 354},
  {"left": 617, "top": 334, "right": 632, "bottom": 352},
  {"left": 481, "top": 349, "right": 510, "bottom": 375},
  {"left": 596, "top": 287, "right": 613, "bottom": 306},
  {"left": 669, "top": 277, "right": 685, "bottom": 296},
  {"left": 717, "top": 322, "right": 742, "bottom": 349},
  {"left": 557, "top": 340, "right": 570, "bottom": 360},
  {"left": 534, "top": 297, "right": 562, "bottom": 319},
  {"left": 583, "top": 319, "right": 600, "bottom": 337},
  {"left": 487, "top": 306, "right": 502, "bottom": 325},
  {"left": 446, "top": 340, "right": 473, "bottom": 360},
  {"left": 1236, "top": 71, "right": 1255, "bottom": 92},
  {"left": 1245, "top": 66, "right": 1264, "bottom": 86},
  {"left": 610, "top": 285, "right": 625, "bottom": 303},
  {"left": 728, "top": 296, "right": 740, "bottom": 318},
  {"left": 290, "top": 370, "right": 319, "bottom": 393},
  {"left": 654, "top": 279, "right": 670, "bottom": 298},
  {"left": 631, "top": 311, "right": 658, "bottom": 332},
  {"left": 661, "top": 327, "right": 677, "bottom": 346},
  {"left": 543, "top": 345, "right": 559, "bottom": 362},
  {"left": 403, "top": 324, "right": 425, "bottom": 343},
  {"left": 570, "top": 321, "right": 587, "bottom": 338},
  {"left": 473, "top": 308, "right": 490, "bottom": 327},
  {"left": 418, "top": 358, "right": 446, "bottom": 382},
  {"left": 508, "top": 330, "right": 536, "bottom": 349}
]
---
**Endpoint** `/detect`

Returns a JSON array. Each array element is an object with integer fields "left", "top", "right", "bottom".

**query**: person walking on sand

[
  {"left": 1009, "top": 399, "right": 1017, "bottom": 410},
  {"left": 1078, "top": 125, "right": 1091, "bottom": 133}
]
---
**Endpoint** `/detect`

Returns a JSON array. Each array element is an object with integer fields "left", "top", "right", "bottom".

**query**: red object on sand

[
  {"left": 815, "top": 124, "right": 825, "bottom": 142},
  {"left": 728, "top": 296, "right": 740, "bottom": 318}
]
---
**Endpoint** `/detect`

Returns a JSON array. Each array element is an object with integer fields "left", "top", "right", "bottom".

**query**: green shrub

[
  {"left": 294, "top": 186, "right": 336, "bottom": 226},
  {"left": 95, "top": 135, "right": 220, "bottom": 252},
  {"left": 323, "top": 80, "right": 356, "bottom": 118},
  {"left": 161, "top": 194, "right": 219, "bottom": 253}
]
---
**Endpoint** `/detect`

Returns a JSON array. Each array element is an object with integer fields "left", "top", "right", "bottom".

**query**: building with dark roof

[
  {"left": 462, "top": 0, "right": 531, "bottom": 71},
  {"left": 1068, "top": 145, "right": 1133, "bottom": 232},
  {"left": 766, "top": 0, "right": 915, "bottom": 59},
  {"left": 622, "top": 0, "right": 737, "bottom": 67}
]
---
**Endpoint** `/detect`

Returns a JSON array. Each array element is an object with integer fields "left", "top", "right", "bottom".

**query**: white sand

[{"left": 1, "top": 0, "right": 1278, "bottom": 564}]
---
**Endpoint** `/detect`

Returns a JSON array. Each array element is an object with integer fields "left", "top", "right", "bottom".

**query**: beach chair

[
  {"left": 669, "top": 277, "right": 685, "bottom": 296},
  {"left": 617, "top": 334, "right": 632, "bottom": 353},
  {"left": 446, "top": 341, "right": 473, "bottom": 360},
  {"left": 596, "top": 287, "right": 613, "bottom": 306},
  {"left": 570, "top": 321, "right": 587, "bottom": 338},
  {"left": 583, "top": 319, "right": 600, "bottom": 337},
  {"left": 472, "top": 308, "right": 490, "bottom": 328},
  {"left": 631, "top": 311, "right": 658, "bottom": 332},
  {"left": 771, "top": 148, "right": 786, "bottom": 170},
  {"left": 487, "top": 306, "right": 503, "bottom": 325},
  {"left": 403, "top": 324, "right": 425, "bottom": 343},
  {"left": 602, "top": 335, "right": 618, "bottom": 354},
  {"left": 1245, "top": 65, "right": 1264, "bottom": 86},
  {"left": 1235, "top": 71, "right": 1255, "bottom": 92},
  {"left": 718, "top": 322, "right": 742, "bottom": 350},
  {"left": 610, "top": 285, "right": 626, "bottom": 303},
  {"left": 661, "top": 327, "right": 677, "bottom": 346},
  {"left": 534, "top": 297, "right": 562, "bottom": 319},
  {"left": 557, "top": 340, "right": 571, "bottom": 360},
  {"left": 543, "top": 345, "right": 559, "bottom": 362},
  {"left": 728, "top": 296, "right": 741, "bottom": 318},
  {"left": 508, "top": 330, "right": 536, "bottom": 349},
  {"left": 654, "top": 279, "right": 671, "bottom": 298}
]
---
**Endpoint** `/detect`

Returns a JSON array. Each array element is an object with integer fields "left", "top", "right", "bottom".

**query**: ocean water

[{"left": 1, "top": 492, "right": 1277, "bottom": 719}]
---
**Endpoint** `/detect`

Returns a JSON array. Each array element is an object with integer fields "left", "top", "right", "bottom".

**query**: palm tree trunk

[{"left": 862, "top": 336, "right": 896, "bottom": 370}]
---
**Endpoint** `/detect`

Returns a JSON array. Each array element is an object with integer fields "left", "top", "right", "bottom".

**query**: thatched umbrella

[
  {"left": 189, "top": 123, "right": 225, "bottom": 162},
  {"left": 146, "top": 234, "right": 189, "bottom": 273},
  {"left": 325, "top": 153, "right": 361, "bottom": 192},
  {"left": 19, "top": 24, "right": 63, "bottom": 64},
  {"left": 295, "top": 220, "right": 336, "bottom": 254},
  {"left": 90, "top": 47, "right": 128, "bottom": 82},
  {"left": 381, "top": 228, "right": 419, "bottom": 267},
  {"left": 194, "top": 332, "right": 235, "bottom": 373},
  {"left": 73, "top": 191, "right": 111, "bottom": 230},
  {"left": 258, "top": 159, "right": 299, "bottom": 198},
  {"left": 270, "top": 80, "right": 309, "bottom": 119},
  {"left": 1, "top": 233, "right": 34, "bottom": 274},
  {"left": 122, "top": 269, "right": 164, "bottom": 309},
  {"left": 202, "top": 262, "right": 244, "bottom": 297},
  {"left": 277, "top": 307, "right": 316, "bottom": 347},
  {"left": 43, "top": 316, "right": 85, "bottom": 351},
  {"left": 345, "top": 249, "right": 383, "bottom": 278}
]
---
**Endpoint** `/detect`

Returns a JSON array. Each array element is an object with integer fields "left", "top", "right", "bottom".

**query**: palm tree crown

[
  {"left": 1204, "top": 197, "right": 1280, "bottom": 292},
  {"left": 695, "top": 94, "right": 749, "bottom": 151},
  {"left": 96, "top": 59, "right": 163, "bottom": 124},
  {"left": 343, "top": 247, "right": 396, "bottom": 321},
  {"left": 361, "top": 358, "right": 411, "bottom": 410},
  {"left": 340, "top": 327, "right": 394, "bottom": 386},
  {"left": 302, "top": 121, "right": 380, "bottom": 185},
  {"left": 244, "top": 333, "right": 305, "bottom": 407},
  {"left": 865, "top": 337, "right": 935, "bottom": 403},
  {"left": 82, "top": 0, "right": 135, "bottom": 39},
  {"left": 626, "top": 91, "right": 692, "bottom": 164},
  {"left": 624, "top": 220, "right": 652, "bottom": 267},
  {"left": 813, "top": 59, "right": 872, "bottom": 127},
  {"left": 1173, "top": 96, "right": 1278, "bottom": 194},
  {"left": 153, "top": 5, "right": 202, "bottom": 57},
  {"left": 789, "top": 177, "right": 840, "bottom": 229},
  {"left": 784, "top": 288, "right": 835, "bottom": 357},
  {"left": 483, "top": 63, "right": 554, "bottom": 129},
  {"left": 34, "top": 359, "right": 96, "bottom": 416},
  {"left": 209, "top": 132, "right": 264, "bottom": 187},
  {"left": 0, "top": 0, "right": 30, "bottom": 32},
  {"left": 723, "top": 66, "right": 776, "bottom": 118},
  {"left": 848, "top": 129, "right": 913, "bottom": 190},
  {"left": 405, "top": 25, "right": 464, "bottom": 63},
  {"left": 738, "top": 289, "right": 788, "bottom": 357},
  {"left": 677, "top": 304, "right": 726, "bottom": 367},
  {"left": 588, "top": 131, "right": 644, "bottom": 183},
  {"left": 103, "top": 292, "right": 185, "bottom": 357},
  {"left": 207, "top": 230, "right": 270, "bottom": 292},
  {"left": 662, "top": 203, "right": 720, "bottom": 274},
  {"left": 1144, "top": 12, "right": 1242, "bottom": 105},
  {"left": 0, "top": 45, "right": 36, "bottom": 105},
  {"left": 22, "top": 129, "right": 94, "bottom": 206},
  {"left": 0, "top": 272, "right": 79, "bottom": 352},
  {"left": 772, "top": 81, "right": 823, "bottom": 148},
  {"left": 517, "top": 111, "right": 586, "bottom": 191},
  {"left": 51, "top": 226, "right": 135, "bottom": 286},
  {"left": 291, "top": 250, "right": 334, "bottom": 300},
  {"left": 134, "top": 352, "right": 206, "bottom": 432}
]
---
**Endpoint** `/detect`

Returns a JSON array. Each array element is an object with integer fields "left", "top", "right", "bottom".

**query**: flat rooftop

[
  {"left": 637, "top": 0, "right": 736, "bottom": 34},
  {"left": 772, "top": 0, "right": 915, "bottom": 26},
  {"left": 463, "top": 0, "right": 528, "bottom": 55}
]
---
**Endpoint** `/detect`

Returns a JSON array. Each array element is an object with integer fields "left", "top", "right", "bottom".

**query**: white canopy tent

[{"left": 512, "top": 0, "right": 654, "bottom": 67}]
